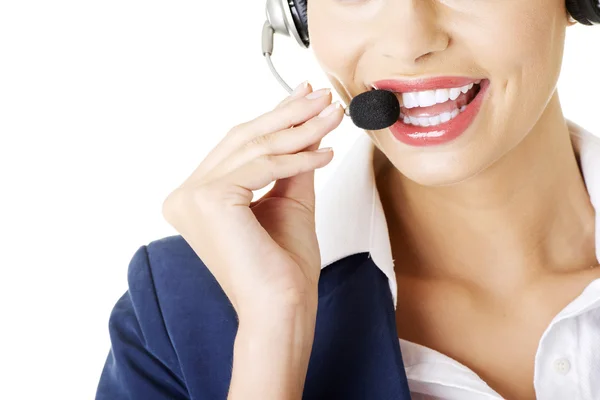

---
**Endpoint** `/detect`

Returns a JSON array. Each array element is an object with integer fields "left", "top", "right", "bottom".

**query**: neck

[{"left": 378, "top": 93, "right": 597, "bottom": 292}]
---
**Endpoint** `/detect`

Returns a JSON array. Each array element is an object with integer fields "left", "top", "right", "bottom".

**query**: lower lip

[{"left": 389, "top": 79, "right": 490, "bottom": 147}]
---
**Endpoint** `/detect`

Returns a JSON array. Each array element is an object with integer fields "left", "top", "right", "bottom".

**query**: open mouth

[
  {"left": 371, "top": 77, "right": 491, "bottom": 146},
  {"left": 396, "top": 80, "right": 481, "bottom": 127},
  {"left": 395, "top": 80, "right": 484, "bottom": 127}
]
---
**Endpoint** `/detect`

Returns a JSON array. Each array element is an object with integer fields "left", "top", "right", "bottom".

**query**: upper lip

[{"left": 370, "top": 76, "right": 484, "bottom": 93}]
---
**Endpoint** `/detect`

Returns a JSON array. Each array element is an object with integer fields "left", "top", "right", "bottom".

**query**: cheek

[
  {"left": 308, "top": 11, "right": 368, "bottom": 84},
  {"left": 446, "top": 0, "right": 565, "bottom": 134},
  {"left": 455, "top": 0, "right": 564, "bottom": 85}
]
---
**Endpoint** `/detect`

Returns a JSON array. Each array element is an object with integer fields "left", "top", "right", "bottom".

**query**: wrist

[
  {"left": 237, "top": 296, "right": 318, "bottom": 346},
  {"left": 237, "top": 287, "right": 319, "bottom": 326},
  {"left": 229, "top": 298, "right": 318, "bottom": 400}
]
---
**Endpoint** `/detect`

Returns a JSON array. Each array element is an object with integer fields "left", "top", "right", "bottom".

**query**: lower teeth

[{"left": 402, "top": 105, "right": 468, "bottom": 127}]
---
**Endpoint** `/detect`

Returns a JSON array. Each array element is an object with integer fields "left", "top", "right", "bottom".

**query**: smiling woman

[{"left": 96, "top": 1, "right": 600, "bottom": 400}]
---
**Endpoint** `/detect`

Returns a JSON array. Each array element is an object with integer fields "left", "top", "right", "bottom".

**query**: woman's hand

[
  {"left": 161, "top": 82, "right": 344, "bottom": 399},
  {"left": 162, "top": 81, "right": 342, "bottom": 316}
]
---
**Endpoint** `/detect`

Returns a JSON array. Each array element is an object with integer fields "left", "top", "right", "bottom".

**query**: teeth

[
  {"left": 429, "top": 115, "right": 441, "bottom": 125},
  {"left": 418, "top": 116, "right": 430, "bottom": 126},
  {"left": 402, "top": 92, "right": 418, "bottom": 108},
  {"left": 400, "top": 82, "right": 479, "bottom": 108},
  {"left": 435, "top": 89, "right": 449, "bottom": 103},
  {"left": 461, "top": 83, "right": 474, "bottom": 94},
  {"left": 400, "top": 106, "right": 467, "bottom": 127},
  {"left": 449, "top": 88, "right": 461, "bottom": 101},
  {"left": 417, "top": 90, "right": 437, "bottom": 107}
]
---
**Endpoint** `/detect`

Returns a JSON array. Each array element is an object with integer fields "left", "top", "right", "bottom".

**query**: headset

[{"left": 262, "top": 0, "right": 600, "bottom": 93}]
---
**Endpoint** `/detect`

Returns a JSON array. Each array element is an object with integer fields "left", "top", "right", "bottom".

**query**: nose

[{"left": 373, "top": 0, "right": 449, "bottom": 66}]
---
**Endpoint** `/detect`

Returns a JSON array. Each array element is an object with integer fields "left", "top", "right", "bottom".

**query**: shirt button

[{"left": 553, "top": 358, "right": 571, "bottom": 375}]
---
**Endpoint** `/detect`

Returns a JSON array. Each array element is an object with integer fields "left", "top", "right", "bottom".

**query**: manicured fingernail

[
  {"left": 318, "top": 101, "right": 340, "bottom": 118},
  {"left": 306, "top": 88, "right": 331, "bottom": 100},
  {"left": 291, "top": 81, "right": 309, "bottom": 97}
]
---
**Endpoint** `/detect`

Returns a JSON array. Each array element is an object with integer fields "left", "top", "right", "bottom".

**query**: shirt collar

[{"left": 315, "top": 120, "right": 600, "bottom": 308}]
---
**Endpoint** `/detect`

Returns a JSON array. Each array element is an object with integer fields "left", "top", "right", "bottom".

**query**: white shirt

[{"left": 315, "top": 120, "right": 600, "bottom": 400}]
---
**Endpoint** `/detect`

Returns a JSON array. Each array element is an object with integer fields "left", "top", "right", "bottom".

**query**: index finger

[{"left": 275, "top": 81, "right": 311, "bottom": 109}]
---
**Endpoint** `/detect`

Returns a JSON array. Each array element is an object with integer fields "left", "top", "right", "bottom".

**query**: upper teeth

[{"left": 380, "top": 80, "right": 480, "bottom": 109}]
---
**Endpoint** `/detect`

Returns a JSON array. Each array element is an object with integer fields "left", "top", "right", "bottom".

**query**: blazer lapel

[{"left": 304, "top": 253, "right": 412, "bottom": 400}]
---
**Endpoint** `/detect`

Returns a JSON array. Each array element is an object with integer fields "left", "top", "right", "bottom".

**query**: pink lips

[
  {"left": 370, "top": 77, "right": 490, "bottom": 147},
  {"left": 372, "top": 76, "right": 481, "bottom": 93}
]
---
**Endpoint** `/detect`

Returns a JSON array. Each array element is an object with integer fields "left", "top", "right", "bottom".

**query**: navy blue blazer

[{"left": 96, "top": 235, "right": 412, "bottom": 399}]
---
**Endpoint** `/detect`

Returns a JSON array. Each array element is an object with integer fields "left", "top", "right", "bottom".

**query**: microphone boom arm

[{"left": 262, "top": 21, "right": 351, "bottom": 116}]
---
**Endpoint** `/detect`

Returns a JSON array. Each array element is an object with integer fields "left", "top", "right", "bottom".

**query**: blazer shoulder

[
  {"left": 117, "top": 235, "right": 233, "bottom": 357},
  {"left": 133, "top": 234, "right": 235, "bottom": 318},
  {"left": 101, "top": 235, "right": 237, "bottom": 399}
]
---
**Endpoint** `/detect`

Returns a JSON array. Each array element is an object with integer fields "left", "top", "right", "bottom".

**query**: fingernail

[
  {"left": 315, "top": 147, "right": 332, "bottom": 153},
  {"left": 291, "top": 81, "right": 308, "bottom": 97},
  {"left": 318, "top": 101, "right": 340, "bottom": 118},
  {"left": 306, "top": 88, "right": 331, "bottom": 100}
]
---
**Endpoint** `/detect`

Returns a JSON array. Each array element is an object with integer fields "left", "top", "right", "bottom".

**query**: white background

[{"left": 0, "top": 1, "right": 599, "bottom": 399}]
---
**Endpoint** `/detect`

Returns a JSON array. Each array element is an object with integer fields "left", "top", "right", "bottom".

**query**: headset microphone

[{"left": 261, "top": 21, "right": 400, "bottom": 131}]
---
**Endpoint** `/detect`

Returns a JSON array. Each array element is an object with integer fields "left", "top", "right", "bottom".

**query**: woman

[{"left": 96, "top": 0, "right": 600, "bottom": 399}]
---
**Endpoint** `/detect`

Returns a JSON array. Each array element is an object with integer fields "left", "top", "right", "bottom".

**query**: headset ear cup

[
  {"left": 291, "top": 0, "right": 309, "bottom": 46},
  {"left": 566, "top": 0, "right": 600, "bottom": 25},
  {"left": 567, "top": 0, "right": 592, "bottom": 24}
]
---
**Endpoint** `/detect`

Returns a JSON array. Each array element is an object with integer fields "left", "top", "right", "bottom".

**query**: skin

[
  {"left": 162, "top": 83, "right": 343, "bottom": 399},
  {"left": 306, "top": 0, "right": 599, "bottom": 398},
  {"left": 165, "top": 1, "right": 597, "bottom": 399}
]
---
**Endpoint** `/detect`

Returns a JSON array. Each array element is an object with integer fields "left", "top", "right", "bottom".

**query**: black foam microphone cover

[{"left": 348, "top": 90, "right": 400, "bottom": 130}]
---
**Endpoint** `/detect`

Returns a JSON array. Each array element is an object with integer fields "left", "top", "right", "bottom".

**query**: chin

[{"left": 390, "top": 149, "right": 496, "bottom": 187}]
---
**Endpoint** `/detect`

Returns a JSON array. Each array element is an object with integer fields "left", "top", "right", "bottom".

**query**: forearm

[{"left": 228, "top": 302, "right": 318, "bottom": 400}]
